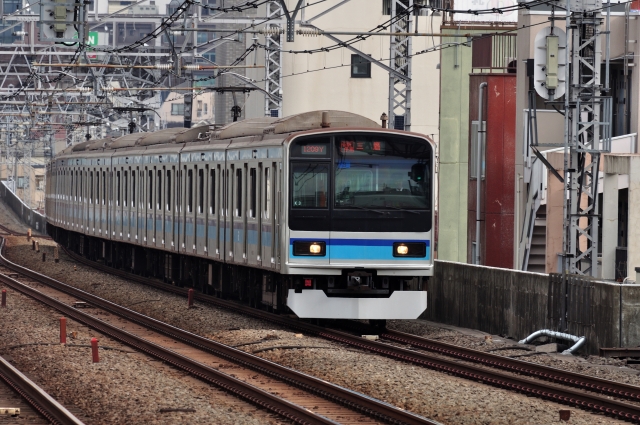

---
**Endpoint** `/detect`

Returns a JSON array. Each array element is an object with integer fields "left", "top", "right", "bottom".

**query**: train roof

[
  {"left": 56, "top": 111, "right": 381, "bottom": 158},
  {"left": 210, "top": 110, "right": 379, "bottom": 141}
]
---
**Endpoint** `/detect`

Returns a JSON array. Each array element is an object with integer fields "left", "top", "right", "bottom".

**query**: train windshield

[{"left": 334, "top": 136, "right": 431, "bottom": 210}]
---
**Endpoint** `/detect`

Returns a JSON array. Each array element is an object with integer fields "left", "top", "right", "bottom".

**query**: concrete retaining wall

[
  {"left": 0, "top": 182, "right": 47, "bottom": 234},
  {"left": 426, "top": 260, "right": 640, "bottom": 355}
]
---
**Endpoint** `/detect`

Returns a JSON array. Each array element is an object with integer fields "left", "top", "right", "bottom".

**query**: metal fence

[{"left": 472, "top": 33, "right": 517, "bottom": 73}]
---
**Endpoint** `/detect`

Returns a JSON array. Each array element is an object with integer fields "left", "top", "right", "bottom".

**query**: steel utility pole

[
  {"left": 388, "top": 0, "right": 413, "bottom": 131},
  {"left": 562, "top": 0, "right": 612, "bottom": 278}
]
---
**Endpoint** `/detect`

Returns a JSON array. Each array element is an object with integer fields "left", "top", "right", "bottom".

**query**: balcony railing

[{"left": 472, "top": 33, "right": 517, "bottom": 73}]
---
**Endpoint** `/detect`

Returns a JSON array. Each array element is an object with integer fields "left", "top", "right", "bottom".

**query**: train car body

[{"left": 45, "top": 111, "right": 435, "bottom": 321}]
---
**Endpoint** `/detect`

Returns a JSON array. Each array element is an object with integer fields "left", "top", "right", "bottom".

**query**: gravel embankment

[
  {"left": 0, "top": 241, "right": 289, "bottom": 424},
  {"left": 3, "top": 235, "right": 628, "bottom": 425}
]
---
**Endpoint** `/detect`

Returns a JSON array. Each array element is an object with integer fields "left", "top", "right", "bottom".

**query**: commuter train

[{"left": 45, "top": 110, "right": 435, "bottom": 324}]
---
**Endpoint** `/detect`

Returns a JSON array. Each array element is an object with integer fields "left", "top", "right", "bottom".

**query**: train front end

[{"left": 284, "top": 130, "right": 434, "bottom": 320}]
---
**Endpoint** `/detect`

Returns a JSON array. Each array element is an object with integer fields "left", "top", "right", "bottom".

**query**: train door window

[
  {"left": 249, "top": 168, "right": 256, "bottom": 218},
  {"left": 124, "top": 171, "right": 128, "bottom": 207},
  {"left": 236, "top": 168, "right": 242, "bottom": 217},
  {"left": 157, "top": 169, "right": 162, "bottom": 210},
  {"left": 148, "top": 169, "right": 153, "bottom": 209},
  {"left": 72, "top": 170, "right": 75, "bottom": 201},
  {"left": 223, "top": 169, "right": 228, "bottom": 214},
  {"left": 139, "top": 170, "right": 144, "bottom": 209},
  {"left": 131, "top": 170, "right": 136, "bottom": 206},
  {"left": 188, "top": 168, "right": 193, "bottom": 213},
  {"left": 116, "top": 171, "right": 120, "bottom": 207},
  {"left": 209, "top": 168, "right": 215, "bottom": 214},
  {"left": 166, "top": 169, "right": 171, "bottom": 211},
  {"left": 79, "top": 171, "right": 83, "bottom": 202},
  {"left": 90, "top": 171, "right": 94, "bottom": 203},
  {"left": 198, "top": 168, "right": 204, "bottom": 214},
  {"left": 102, "top": 171, "right": 106, "bottom": 205},
  {"left": 178, "top": 168, "right": 183, "bottom": 212},
  {"left": 264, "top": 166, "right": 271, "bottom": 219}
]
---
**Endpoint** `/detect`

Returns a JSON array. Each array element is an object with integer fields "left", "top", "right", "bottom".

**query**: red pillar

[
  {"left": 59, "top": 318, "right": 66, "bottom": 344},
  {"left": 188, "top": 289, "right": 194, "bottom": 308},
  {"left": 91, "top": 338, "right": 99, "bottom": 363}
]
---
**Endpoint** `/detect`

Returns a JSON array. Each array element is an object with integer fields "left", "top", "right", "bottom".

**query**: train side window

[
  {"left": 157, "top": 170, "right": 162, "bottom": 211},
  {"left": 236, "top": 168, "right": 242, "bottom": 217},
  {"left": 198, "top": 168, "right": 204, "bottom": 214},
  {"left": 116, "top": 171, "right": 121, "bottom": 207},
  {"left": 249, "top": 168, "right": 256, "bottom": 218},
  {"left": 209, "top": 168, "right": 215, "bottom": 214},
  {"left": 148, "top": 169, "right": 153, "bottom": 209},
  {"left": 166, "top": 169, "right": 171, "bottom": 211},
  {"left": 124, "top": 171, "right": 128, "bottom": 207}
]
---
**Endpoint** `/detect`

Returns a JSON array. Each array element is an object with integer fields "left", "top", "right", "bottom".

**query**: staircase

[{"left": 527, "top": 207, "right": 547, "bottom": 273}]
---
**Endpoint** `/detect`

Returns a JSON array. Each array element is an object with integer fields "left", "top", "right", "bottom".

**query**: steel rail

[
  {"left": 381, "top": 330, "right": 640, "bottom": 402},
  {"left": 0, "top": 239, "right": 436, "bottom": 425},
  {"left": 57, "top": 247, "right": 640, "bottom": 423},
  {"left": 0, "top": 356, "right": 85, "bottom": 425}
]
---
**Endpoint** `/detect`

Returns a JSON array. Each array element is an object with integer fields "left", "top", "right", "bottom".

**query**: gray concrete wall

[
  {"left": 0, "top": 182, "right": 47, "bottom": 234},
  {"left": 427, "top": 260, "right": 640, "bottom": 354}
]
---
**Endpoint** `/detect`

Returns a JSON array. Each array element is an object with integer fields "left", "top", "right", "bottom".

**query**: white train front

[{"left": 45, "top": 111, "right": 435, "bottom": 323}]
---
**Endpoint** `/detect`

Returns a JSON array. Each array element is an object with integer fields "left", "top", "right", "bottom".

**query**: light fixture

[
  {"left": 396, "top": 244, "right": 409, "bottom": 255},
  {"left": 309, "top": 243, "right": 322, "bottom": 254}
]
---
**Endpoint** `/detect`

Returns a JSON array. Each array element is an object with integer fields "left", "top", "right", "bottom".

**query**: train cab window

[
  {"left": 249, "top": 168, "right": 256, "bottom": 218},
  {"left": 148, "top": 170, "right": 153, "bottom": 209},
  {"left": 209, "top": 169, "right": 215, "bottom": 214},
  {"left": 166, "top": 170, "right": 171, "bottom": 211},
  {"left": 116, "top": 171, "right": 121, "bottom": 207},
  {"left": 236, "top": 168, "right": 242, "bottom": 217},
  {"left": 157, "top": 170, "right": 162, "bottom": 211},
  {"left": 291, "top": 163, "right": 328, "bottom": 209},
  {"left": 198, "top": 168, "right": 204, "bottom": 214},
  {"left": 264, "top": 167, "right": 271, "bottom": 219},
  {"left": 188, "top": 169, "right": 193, "bottom": 213}
]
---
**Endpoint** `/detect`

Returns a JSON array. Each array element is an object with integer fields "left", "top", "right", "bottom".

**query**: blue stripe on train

[{"left": 289, "top": 238, "right": 431, "bottom": 261}]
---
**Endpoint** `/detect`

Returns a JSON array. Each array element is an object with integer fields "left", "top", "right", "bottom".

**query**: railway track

[
  {"left": 52, "top": 244, "right": 640, "bottom": 423},
  {"left": 0, "top": 237, "right": 437, "bottom": 425},
  {"left": 0, "top": 346, "right": 85, "bottom": 425}
]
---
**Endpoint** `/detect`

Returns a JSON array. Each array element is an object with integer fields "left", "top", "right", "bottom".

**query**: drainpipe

[
  {"left": 519, "top": 329, "right": 586, "bottom": 355},
  {"left": 475, "top": 82, "right": 487, "bottom": 265}
]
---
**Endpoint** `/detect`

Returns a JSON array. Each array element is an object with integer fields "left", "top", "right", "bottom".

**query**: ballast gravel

[{"left": 1, "top": 233, "right": 630, "bottom": 425}]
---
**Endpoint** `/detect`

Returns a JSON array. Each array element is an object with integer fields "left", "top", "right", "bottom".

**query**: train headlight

[
  {"left": 396, "top": 244, "right": 409, "bottom": 255},
  {"left": 393, "top": 242, "right": 426, "bottom": 258},
  {"left": 293, "top": 241, "right": 326, "bottom": 256}
]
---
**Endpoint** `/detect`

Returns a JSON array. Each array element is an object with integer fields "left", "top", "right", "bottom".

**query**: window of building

[
  {"left": 197, "top": 32, "right": 208, "bottom": 44},
  {"left": 171, "top": 103, "right": 184, "bottom": 115},
  {"left": 351, "top": 54, "right": 371, "bottom": 78},
  {"left": 36, "top": 175, "right": 45, "bottom": 191}
]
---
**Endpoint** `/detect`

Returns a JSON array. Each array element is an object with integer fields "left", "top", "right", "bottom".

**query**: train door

[
  {"left": 116, "top": 167, "right": 124, "bottom": 240},
  {"left": 179, "top": 161, "right": 189, "bottom": 253},
  {"left": 145, "top": 166, "right": 153, "bottom": 245},
  {"left": 225, "top": 164, "right": 234, "bottom": 263},
  {"left": 155, "top": 166, "right": 164, "bottom": 248},
  {"left": 275, "top": 161, "right": 282, "bottom": 270},
  {"left": 88, "top": 169, "right": 95, "bottom": 234},
  {"left": 261, "top": 162, "right": 277, "bottom": 269},
  {"left": 137, "top": 167, "right": 144, "bottom": 245},
  {"left": 165, "top": 166, "right": 175, "bottom": 251},
  {"left": 177, "top": 164, "right": 185, "bottom": 252},
  {"left": 196, "top": 163, "right": 207, "bottom": 256},
  {"left": 247, "top": 164, "right": 260, "bottom": 267},
  {"left": 184, "top": 163, "right": 194, "bottom": 253},
  {"left": 130, "top": 166, "right": 136, "bottom": 242},
  {"left": 123, "top": 167, "right": 130, "bottom": 240},
  {"left": 206, "top": 163, "right": 219, "bottom": 259},
  {"left": 232, "top": 164, "right": 247, "bottom": 263}
]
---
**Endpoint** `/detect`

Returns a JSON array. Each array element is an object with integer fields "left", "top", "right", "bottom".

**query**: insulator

[
  {"left": 154, "top": 63, "right": 173, "bottom": 70},
  {"left": 296, "top": 28, "right": 322, "bottom": 36},
  {"left": 12, "top": 31, "right": 27, "bottom": 37},
  {"left": 184, "top": 64, "right": 200, "bottom": 71},
  {"left": 78, "top": 87, "right": 91, "bottom": 93},
  {"left": 103, "top": 86, "right": 115, "bottom": 92},
  {"left": 260, "top": 27, "right": 284, "bottom": 36}
]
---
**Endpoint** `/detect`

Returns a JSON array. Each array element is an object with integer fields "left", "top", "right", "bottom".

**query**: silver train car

[{"left": 45, "top": 110, "right": 435, "bottom": 322}]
